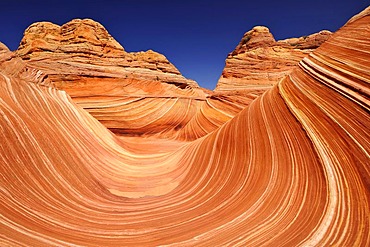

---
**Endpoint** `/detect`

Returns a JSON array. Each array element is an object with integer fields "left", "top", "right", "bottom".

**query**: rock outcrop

[
  {"left": 0, "top": 42, "right": 9, "bottom": 53},
  {"left": 0, "top": 8, "right": 369, "bottom": 246},
  {"left": 215, "top": 26, "right": 331, "bottom": 91},
  {"left": 16, "top": 19, "right": 206, "bottom": 137},
  {"left": 17, "top": 19, "right": 198, "bottom": 88}
]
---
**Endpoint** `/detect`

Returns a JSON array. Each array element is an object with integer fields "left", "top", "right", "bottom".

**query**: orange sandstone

[
  {"left": 0, "top": 8, "right": 369, "bottom": 247},
  {"left": 215, "top": 26, "right": 331, "bottom": 91}
]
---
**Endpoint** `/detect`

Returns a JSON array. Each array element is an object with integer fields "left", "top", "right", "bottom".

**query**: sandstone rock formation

[
  {"left": 17, "top": 19, "right": 198, "bottom": 87},
  {"left": 13, "top": 19, "right": 261, "bottom": 141},
  {"left": 16, "top": 19, "right": 207, "bottom": 137},
  {"left": 0, "top": 7, "right": 369, "bottom": 246},
  {"left": 215, "top": 26, "right": 332, "bottom": 91},
  {"left": 0, "top": 42, "right": 9, "bottom": 53}
]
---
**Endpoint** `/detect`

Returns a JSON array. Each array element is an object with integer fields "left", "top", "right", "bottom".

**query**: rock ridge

[
  {"left": 215, "top": 26, "right": 332, "bottom": 91},
  {"left": 13, "top": 19, "right": 205, "bottom": 136},
  {"left": 16, "top": 18, "right": 198, "bottom": 88}
]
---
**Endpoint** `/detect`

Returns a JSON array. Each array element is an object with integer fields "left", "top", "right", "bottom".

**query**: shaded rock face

[
  {"left": 0, "top": 7, "right": 369, "bottom": 246},
  {"left": 215, "top": 26, "right": 331, "bottom": 91}
]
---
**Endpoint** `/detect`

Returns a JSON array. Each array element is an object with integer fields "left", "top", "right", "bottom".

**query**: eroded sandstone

[
  {"left": 0, "top": 8, "right": 369, "bottom": 246},
  {"left": 215, "top": 26, "right": 331, "bottom": 91}
]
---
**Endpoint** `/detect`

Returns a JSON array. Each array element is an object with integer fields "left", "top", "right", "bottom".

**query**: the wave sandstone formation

[
  {"left": 1, "top": 7, "right": 370, "bottom": 246},
  {"left": 215, "top": 26, "right": 332, "bottom": 91},
  {"left": 16, "top": 19, "right": 209, "bottom": 138},
  {"left": 13, "top": 19, "right": 261, "bottom": 140}
]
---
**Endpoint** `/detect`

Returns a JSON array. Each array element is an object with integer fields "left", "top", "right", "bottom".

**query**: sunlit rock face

[
  {"left": 16, "top": 19, "right": 207, "bottom": 138},
  {"left": 17, "top": 19, "right": 198, "bottom": 88},
  {"left": 0, "top": 7, "right": 369, "bottom": 246},
  {"left": 215, "top": 26, "right": 332, "bottom": 91},
  {"left": 0, "top": 42, "right": 9, "bottom": 53},
  {"left": 13, "top": 19, "right": 261, "bottom": 141}
]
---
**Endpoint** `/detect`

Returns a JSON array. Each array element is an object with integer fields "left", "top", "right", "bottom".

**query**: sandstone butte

[
  {"left": 215, "top": 26, "right": 332, "bottom": 91},
  {"left": 0, "top": 6, "right": 369, "bottom": 246}
]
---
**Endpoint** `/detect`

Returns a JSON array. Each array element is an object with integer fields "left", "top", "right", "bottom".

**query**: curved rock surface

[
  {"left": 0, "top": 8, "right": 369, "bottom": 246},
  {"left": 216, "top": 26, "right": 332, "bottom": 91}
]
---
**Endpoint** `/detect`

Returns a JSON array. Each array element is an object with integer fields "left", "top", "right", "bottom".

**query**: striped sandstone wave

[{"left": 0, "top": 7, "right": 369, "bottom": 246}]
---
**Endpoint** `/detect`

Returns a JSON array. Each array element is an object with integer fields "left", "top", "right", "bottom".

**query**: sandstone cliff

[
  {"left": 11, "top": 20, "right": 332, "bottom": 140},
  {"left": 12, "top": 19, "right": 261, "bottom": 140},
  {"left": 16, "top": 19, "right": 207, "bottom": 137},
  {"left": 215, "top": 26, "right": 332, "bottom": 91},
  {"left": 17, "top": 19, "right": 199, "bottom": 88}
]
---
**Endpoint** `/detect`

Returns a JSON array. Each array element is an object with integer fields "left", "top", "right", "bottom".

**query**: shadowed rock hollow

[{"left": 0, "top": 7, "right": 369, "bottom": 246}]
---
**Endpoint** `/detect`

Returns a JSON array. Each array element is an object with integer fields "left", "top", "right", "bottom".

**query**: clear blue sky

[{"left": 0, "top": 0, "right": 368, "bottom": 89}]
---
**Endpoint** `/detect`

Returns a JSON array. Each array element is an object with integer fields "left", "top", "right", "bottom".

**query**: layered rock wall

[
  {"left": 215, "top": 26, "right": 331, "bottom": 91},
  {"left": 16, "top": 19, "right": 206, "bottom": 137}
]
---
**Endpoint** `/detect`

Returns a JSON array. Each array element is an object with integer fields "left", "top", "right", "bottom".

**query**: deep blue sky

[{"left": 0, "top": 1, "right": 368, "bottom": 89}]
